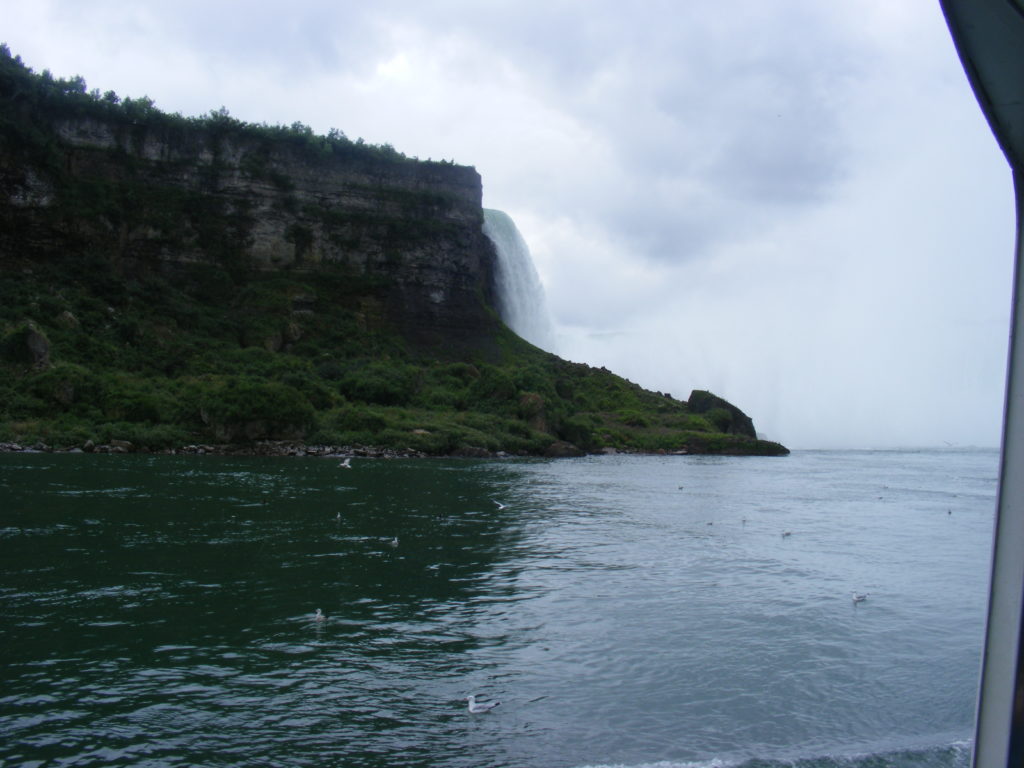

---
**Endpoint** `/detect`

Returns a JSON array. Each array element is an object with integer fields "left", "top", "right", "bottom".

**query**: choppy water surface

[{"left": 0, "top": 449, "right": 997, "bottom": 767}]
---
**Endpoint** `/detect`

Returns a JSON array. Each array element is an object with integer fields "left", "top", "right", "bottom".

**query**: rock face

[
  {"left": 687, "top": 389, "right": 757, "bottom": 438},
  {"left": 0, "top": 108, "right": 501, "bottom": 351}
]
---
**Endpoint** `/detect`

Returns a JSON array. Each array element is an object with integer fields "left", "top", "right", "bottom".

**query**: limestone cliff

[{"left": 0, "top": 64, "right": 500, "bottom": 351}]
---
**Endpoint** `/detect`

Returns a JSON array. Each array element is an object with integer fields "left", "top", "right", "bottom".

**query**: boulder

[{"left": 687, "top": 389, "right": 756, "bottom": 438}]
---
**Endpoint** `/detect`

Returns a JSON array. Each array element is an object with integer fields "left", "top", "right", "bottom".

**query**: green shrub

[
  {"left": 97, "top": 374, "right": 178, "bottom": 422},
  {"left": 1, "top": 321, "right": 49, "bottom": 365},
  {"left": 315, "top": 358, "right": 345, "bottom": 380},
  {"left": 559, "top": 416, "right": 596, "bottom": 450},
  {"left": 93, "top": 420, "right": 192, "bottom": 449},
  {"left": 619, "top": 410, "right": 650, "bottom": 428},
  {"left": 26, "top": 362, "right": 104, "bottom": 411},
  {"left": 192, "top": 377, "right": 315, "bottom": 440},
  {"left": 444, "top": 362, "right": 479, "bottom": 382},
  {"left": 339, "top": 360, "right": 417, "bottom": 406},
  {"left": 315, "top": 405, "right": 389, "bottom": 437},
  {"left": 467, "top": 365, "right": 516, "bottom": 410},
  {"left": 280, "top": 371, "right": 337, "bottom": 409},
  {"left": 706, "top": 407, "right": 734, "bottom": 432}
]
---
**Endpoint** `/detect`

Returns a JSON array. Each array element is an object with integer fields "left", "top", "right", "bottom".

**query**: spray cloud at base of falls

[{"left": 482, "top": 209, "right": 557, "bottom": 353}]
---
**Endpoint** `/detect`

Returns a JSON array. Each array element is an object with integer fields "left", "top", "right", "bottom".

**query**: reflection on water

[{"left": 0, "top": 450, "right": 996, "bottom": 767}]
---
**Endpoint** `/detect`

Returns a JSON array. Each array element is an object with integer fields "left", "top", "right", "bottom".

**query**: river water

[{"left": 0, "top": 449, "right": 997, "bottom": 767}]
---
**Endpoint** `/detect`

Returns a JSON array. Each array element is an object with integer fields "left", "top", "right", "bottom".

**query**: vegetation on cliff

[{"left": 0, "top": 47, "right": 788, "bottom": 457}]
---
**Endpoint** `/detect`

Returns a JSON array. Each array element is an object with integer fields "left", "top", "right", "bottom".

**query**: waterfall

[{"left": 482, "top": 209, "right": 557, "bottom": 353}]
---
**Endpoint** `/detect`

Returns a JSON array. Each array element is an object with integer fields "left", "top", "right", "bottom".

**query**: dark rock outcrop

[{"left": 687, "top": 389, "right": 757, "bottom": 438}]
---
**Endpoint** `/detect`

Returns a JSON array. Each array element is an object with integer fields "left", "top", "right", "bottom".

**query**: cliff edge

[{"left": 1, "top": 52, "right": 500, "bottom": 353}]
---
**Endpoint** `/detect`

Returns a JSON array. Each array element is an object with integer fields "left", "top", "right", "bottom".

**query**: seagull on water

[
  {"left": 466, "top": 695, "right": 500, "bottom": 713},
  {"left": 314, "top": 608, "right": 326, "bottom": 622},
  {"left": 852, "top": 592, "right": 868, "bottom": 604},
  {"left": 339, "top": 458, "right": 352, "bottom": 469},
  {"left": 781, "top": 531, "right": 792, "bottom": 538},
  {"left": 492, "top": 499, "right": 508, "bottom": 510},
  {"left": 388, "top": 536, "right": 399, "bottom": 547}
]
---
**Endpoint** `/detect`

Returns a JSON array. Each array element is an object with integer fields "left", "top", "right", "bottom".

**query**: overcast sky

[{"left": 3, "top": 1, "right": 1014, "bottom": 449}]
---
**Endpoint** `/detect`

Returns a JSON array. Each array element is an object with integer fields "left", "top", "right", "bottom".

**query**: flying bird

[
  {"left": 492, "top": 499, "right": 508, "bottom": 510},
  {"left": 339, "top": 458, "right": 352, "bottom": 469},
  {"left": 466, "top": 694, "right": 500, "bottom": 713}
]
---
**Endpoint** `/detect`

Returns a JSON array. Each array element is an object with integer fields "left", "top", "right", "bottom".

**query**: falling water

[{"left": 482, "top": 209, "right": 557, "bottom": 352}]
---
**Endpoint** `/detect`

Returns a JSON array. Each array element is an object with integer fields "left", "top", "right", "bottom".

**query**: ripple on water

[{"left": 0, "top": 450, "right": 997, "bottom": 768}]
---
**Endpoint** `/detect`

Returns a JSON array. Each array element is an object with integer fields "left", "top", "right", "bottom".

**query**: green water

[{"left": 0, "top": 451, "right": 996, "bottom": 767}]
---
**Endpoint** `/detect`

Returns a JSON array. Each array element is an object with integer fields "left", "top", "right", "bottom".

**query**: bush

[
  {"left": 26, "top": 362, "right": 104, "bottom": 412},
  {"left": 339, "top": 360, "right": 417, "bottom": 406},
  {"left": 1, "top": 321, "right": 49, "bottom": 365},
  {"left": 92, "top": 421, "right": 192, "bottom": 449},
  {"left": 467, "top": 365, "right": 516, "bottom": 411},
  {"left": 192, "top": 377, "right": 315, "bottom": 440},
  {"left": 559, "top": 416, "right": 597, "bottom": 451},
  {"left": 619, "top": 410, "right": 650, "bottom": 428},
  {"left": 101, "top": 375, "right": 178, "bottom": 422},
  {"left": 706, "top": 407, "right": 734, "bottom": 432}
]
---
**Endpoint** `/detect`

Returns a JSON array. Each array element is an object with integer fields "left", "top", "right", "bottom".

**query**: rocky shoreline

[
  {"left": 0, "top": 439, "right": 431, "bottom": 458},
  {"left": 0, "top": 439, "right": 679, "bottom": 459}
]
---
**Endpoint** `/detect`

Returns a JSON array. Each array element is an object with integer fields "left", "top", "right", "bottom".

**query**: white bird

[
  {"left": 466, "top": 694, "right": 500, "bottom": 713},
  {"left": 339, "top": 458, "right": 352, "bottom": 469},
  {"left": 388, "top": 536, "right": 399, "bottom": 547},
  {"left": 492, "top": 499, "right": 508, "bottom": 510},
  {"left": 852, "top": 592, "right": 868, "bottom": 604},
  {"left": 314, "top": 608, "right": 326, "bottom": 622}
]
